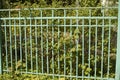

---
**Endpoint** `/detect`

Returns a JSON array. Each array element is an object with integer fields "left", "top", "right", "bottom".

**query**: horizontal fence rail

[
  {"left": 0, "top": 17, "right": 118, "bottom": 19},
  {"left": 0, "top": 7, "right": 118, "bottom": 80}
]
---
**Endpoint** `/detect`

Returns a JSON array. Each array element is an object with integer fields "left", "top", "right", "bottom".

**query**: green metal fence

[{"left": 0, "top": 6, "right": 119, "bottom": 80}]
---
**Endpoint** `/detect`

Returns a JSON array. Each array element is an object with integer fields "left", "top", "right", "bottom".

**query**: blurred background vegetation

[{"left": 0, "top": 0, "right": 118, "bottom": 8}]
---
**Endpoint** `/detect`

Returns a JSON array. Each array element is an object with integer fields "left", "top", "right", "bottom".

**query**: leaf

[
  {"left": 74, "top": 28, "right": 80, "bottom": 34},
  {"left": 70, "top": 47, "right": 76, "bottom": 52},
  {"left": 86, "top": 68, "right": 92, "bottom": 72},
  {"left": 59, "top": 78, "right": 65, "bottom": 80},
  {"left": 81, "top": 65, "right": 86, "bottom": 70}
]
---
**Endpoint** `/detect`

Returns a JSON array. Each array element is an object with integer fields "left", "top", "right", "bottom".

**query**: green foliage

[{"left": 0, "top": 73, "right": 59, "bottom": 80}]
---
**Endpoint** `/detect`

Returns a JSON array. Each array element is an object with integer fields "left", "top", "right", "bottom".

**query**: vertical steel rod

[
  {"left": 46, "top": 19, "right": 49, "bottom": 73},
  {"left": 24, "top": 19, "right": 28, "bottom": 72},
  {"left": 76, "top": 9, "right": 79, "bottom": 80},
  {"left": 82, "top": 19, "right": 84, "bottom": 80},
  {"left": 0, "top": 11, "right": 2, "bottom": 74},
  {"left": 35, "top": 19, "right": 38, "bottom": 73},
  {"left": 9, "top": 10, "right": 13, "bottom": 72},
  {"left": 40, "top": 10, "right": 43, "bottom": 73},
  {"left": 14, "top": 19, "right": 17, "bottom": 71},
  {"left": 19, "top": 10, "right": 22, "bottom": 72},
  {"left": 52, "top": 9, "right": 54, "bottom": 79},
  {"left": 94, "top": 19, "right": 98, "bottom": 80},
  {"left": 63, "top": 9, "right": 66, "bottom": 78},
  {"left": 101, "top": 8, "right": 105, "bottom": 79},
  {"left": 88, "top": 9, "right": 91, "bottom": 79},
  {"left": 70, "top": 19, "right": 73, "bottom": 80},
  {"left": 30, "top": 9, "right": 33, "bottom": 72},
  {"left": 107, "top": 19, "right": 111, "bottom": 79},
  {"left": 58, "top": 19, "right": 60, "bottom": 79},
  {"left": 115, "top": 0, "right": 120, "bottom": 79}
]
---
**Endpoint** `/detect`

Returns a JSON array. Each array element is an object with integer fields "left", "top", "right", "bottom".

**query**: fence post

[
  {"left": 0, "top": 0, "right": 3, "bottom": 74},
  {"left": 0, "top": 18, "right": 2, "bottom": 75},
  {"left": 115, "top": 0, "right": 120, "bottom": 80}
]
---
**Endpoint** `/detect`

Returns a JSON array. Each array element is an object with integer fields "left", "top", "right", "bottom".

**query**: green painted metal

[
  {"left": 0, "top": 7, "right": 119, "bottom": 80},
  {"left": 0, "top": 1, "right": 2, "bottom": 74},
  {"left": 115, "top": 0, "right": 120, "bottom": 80},
  {"left": 52, "top": 9, "right": 55, "bottom": 79},
  {"left": 58, "top": 19, "right": 60, "bottom": 79},
  {"left": 24, "top": 19, "right": 28, "bottom": 72},
  {"left": 40, "top": 10, "right": 43, "bottom": 73},
  {"left": 63, "top": 9, "right": 66, "bottom": 78},
  {"left": 70, "top": 19, "right": 72, "bottom": 80},
  {"left": 0, "top": 13, "right": 2, "bottom": 74},
  {"left": 94, "top": 19, "right": 98, "bottom": 79},
  {"left": 88, "top": 9, "right": 91, "bottom": 79},
  {"left": 0, "top": 17, "right": 117, "bottom": 20},
  {"left": 101, "top": 8, "right": 105, "bottom": 79}
]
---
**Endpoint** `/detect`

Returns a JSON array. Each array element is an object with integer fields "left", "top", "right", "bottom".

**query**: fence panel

[{"left": 0, "top": 7, "right": 118, "bottom": 80}]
